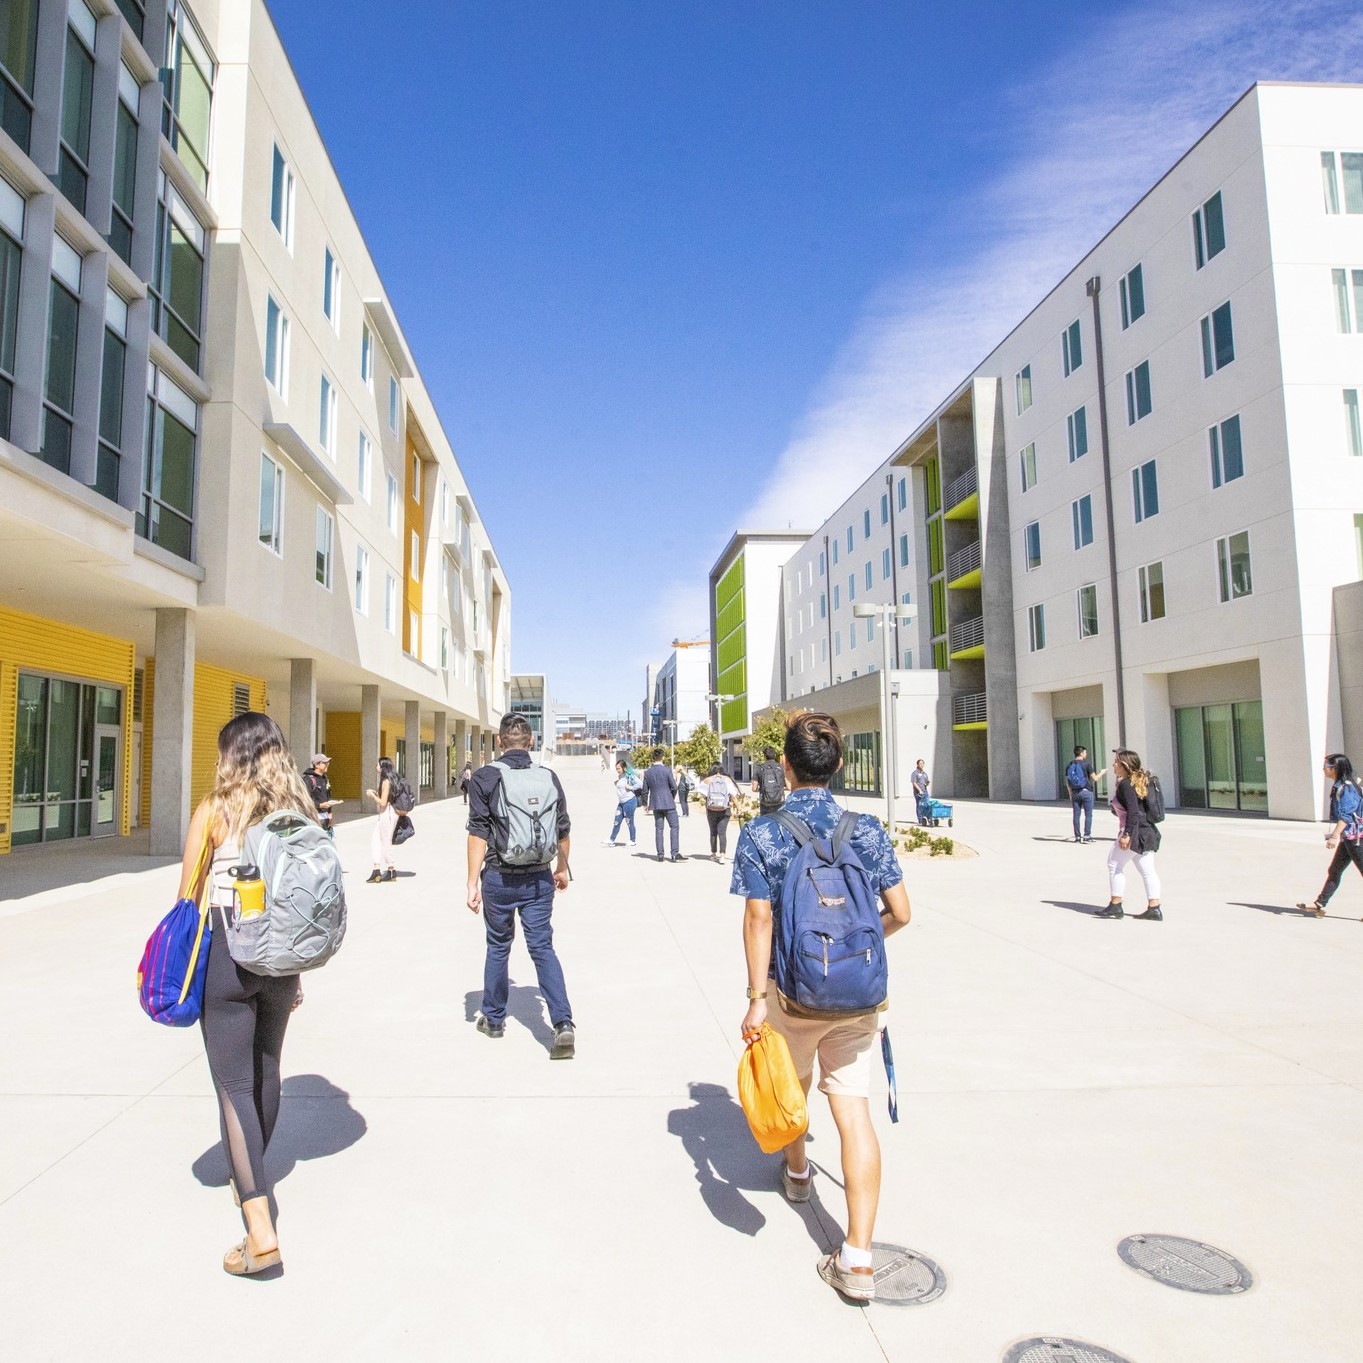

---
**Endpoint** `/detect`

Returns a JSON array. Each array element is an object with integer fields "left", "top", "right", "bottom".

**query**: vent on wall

[
  {"left": 133, "top": 668, "right": 144, "bottom": 722},
  {"left": 232, "top": 683, "right": 251, "bottom": 716}
]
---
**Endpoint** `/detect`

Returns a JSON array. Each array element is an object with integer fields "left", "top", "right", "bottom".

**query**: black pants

[
  {"left": 200, "top": 914, "right": 299, "bottom": 1209},
  {"left": 706, "top": 807, "right": 731, "bottom": 854},
  {"left": 654, "top": 808, "right": 680, "bottom": 858},
  {"left": 1319, "top": 838, "right": 1363, "bottom": 905}
]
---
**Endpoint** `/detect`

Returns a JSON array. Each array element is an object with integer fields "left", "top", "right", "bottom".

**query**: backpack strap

[
  {"left": 831, "top": 810, "right": 859, "bottom": 859},
  {"left": 769, "top": 808, "right": 813, "bottom": 847}
]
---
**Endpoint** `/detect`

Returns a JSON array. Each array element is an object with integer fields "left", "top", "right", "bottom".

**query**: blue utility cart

[{"left": 924, "top": 799, "right": 953, "bottom": 828}]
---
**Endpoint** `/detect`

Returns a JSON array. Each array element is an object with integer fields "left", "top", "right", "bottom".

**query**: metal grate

[
  {"left": 952, "top": 690, "right": 988, "bottom": 725},
  {"left": 867, "top": 1243, "right": 946, "bottom": 1306},
  {"left": 949, "top": 615, "right": 984, "bottom": 652},
  {"left": 1117, "top": 1234, "right": 1252, "bottom": 1295},
  {"left": 231, "top": 683, "right": 251, "bottom": 716},
  {"left": 132, "top": 668, "right": 144, "bottom": 722},
  {"left": 943, "top": 465, "right": 978, "bottom": 512},
  {"left": 946, "top": 538, "right": 981, "bottom": 582},
  {"left": 1003, "top": 1339, "right": 1134, "bottom": 1363}
]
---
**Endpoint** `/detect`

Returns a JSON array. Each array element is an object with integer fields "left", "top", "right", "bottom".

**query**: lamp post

[
  {"left": 852, "top": 602, "right": 917, "bottom": 832},
  {"left": 706, "top": 691, "right": 735, "bottom": 772}
]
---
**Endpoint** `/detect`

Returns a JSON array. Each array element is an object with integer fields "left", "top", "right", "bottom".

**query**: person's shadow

[
  {"left": 1042, "top": 899, "right": 1110, "bottom": 916},
  {"left": 667, "top": 1081, "right": 836, "bottom": 1249},
  {"left": 192, "top": 1074, "right": 367, "bottom": 1192},
  {"left": 463, "top": 983, "right": 556, "bottom": 1047}
]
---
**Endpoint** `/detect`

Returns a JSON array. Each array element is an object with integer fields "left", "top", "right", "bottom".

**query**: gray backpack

[
  {"left": 491, "top": 760, "right": 560, "bottom": 867},
  {"left": 224, "top": 811, "right": 348, "bottom": 976}
]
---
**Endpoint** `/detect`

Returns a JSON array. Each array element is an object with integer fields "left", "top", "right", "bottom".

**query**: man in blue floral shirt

[{"left": 731, "top": 712, "right": 912, "bottom": 1303}]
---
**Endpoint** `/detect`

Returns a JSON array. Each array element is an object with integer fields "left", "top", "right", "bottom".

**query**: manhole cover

[
  {"left": 1003, "top": 1340, "right": 1134, "bottom": 1363},
  {"left": 1117, "top": 1234, "right": 1252, "bottom": 1294},
  {"left": 868, "top": 1242, "right": 946, "bottom": 1305}
]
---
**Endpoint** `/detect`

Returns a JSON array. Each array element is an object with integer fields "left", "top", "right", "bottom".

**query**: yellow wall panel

[
  {"left": 325, "top": 711, "right": 361, "bottom": 800},
  {"left": 190, "top": 665, "right": 268, "bottom": 811},
  {"left": 140, "top": 660, "right": 155, "bottom": 828}
]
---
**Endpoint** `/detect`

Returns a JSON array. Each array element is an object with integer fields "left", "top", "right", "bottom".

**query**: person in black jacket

[
  {"left": 1094, "top": 748, "right": 1162, "bottom": 920},
  {"left": 302, "top": 754, "right": 337, "bottom": 838}
]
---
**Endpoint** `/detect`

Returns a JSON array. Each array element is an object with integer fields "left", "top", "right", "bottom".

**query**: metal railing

[
  {"left": 946, "top": 539, "right": 981, "bottom": 582},
  {"left": 949, "top": 615, "right": 984, "bottom": 653},
  {"left": 943, "top": 466, "right": 978, "bottom": 513},
  {"left": 953, "top": 691, "right": 988, "bottom": 726}
]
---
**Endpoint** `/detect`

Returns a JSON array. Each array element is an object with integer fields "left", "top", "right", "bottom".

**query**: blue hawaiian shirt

[{"left": 729, "top": 787, "right": 903, "bottom": 909}]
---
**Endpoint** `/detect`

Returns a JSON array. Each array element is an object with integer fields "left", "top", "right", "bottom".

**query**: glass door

[
  {"left": 1173, "top": 700, "right": 1268, "bottom": 813},
  {"left": 1204, "top": 703, "right": 1238, "bottom": 810},
  {"left": 1055, "top": 715, "right": 1107, "bottom": 799},
  {"left": 1234, "top": 700, "right": 1268, "bottom": 812},
  {"left": 94, "top": 724, "right": 120, "bottom": 836}
]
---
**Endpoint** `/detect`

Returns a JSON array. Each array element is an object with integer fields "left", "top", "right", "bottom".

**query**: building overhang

[
  {"left": 263, "top": 423, "right": 354, "bottom": 507},
  {"left": 362, "top": 297, "right": 415, "bottom": 378}
]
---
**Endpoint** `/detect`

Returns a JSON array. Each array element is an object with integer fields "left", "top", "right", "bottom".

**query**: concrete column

[
  {"left": 360, "top": 685, "right": 380, "bottom": 799},
  {"left": 454, "top": 717, "right": 467, "bottom": 773},
  {"left": 150, "top": 608, "right": 194, "bottom": 856},
  {"left": 289, "top": 658, "right": 316, "bottom": 771},
  {"left": 405, "top": 700, "right": 421, "bottom": 787},
  {"left": 470, "top": 726, "right": 482, "bottom": 769},
  {"left": 10, "top": 193, "right": 55, "bottom": 456},
  {"left": 433, "top": 710, "right": 449, "bottom": 799}
]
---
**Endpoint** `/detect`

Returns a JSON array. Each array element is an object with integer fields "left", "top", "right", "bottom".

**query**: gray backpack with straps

[{"left": 491, "top": 760, "right": 561, "bottom": 867}]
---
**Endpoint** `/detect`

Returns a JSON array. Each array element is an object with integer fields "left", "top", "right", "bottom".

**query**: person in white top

[
  {"left": 604, "top": 759, "right": 639, "bottom": 847},
  {"left": 700, "top": 764, "right": 741, "bottom": 862}
]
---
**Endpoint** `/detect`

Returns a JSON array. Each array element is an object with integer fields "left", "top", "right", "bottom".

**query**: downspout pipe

[{"left": 824, "top": 534, "right": 834, "bottom": 689}]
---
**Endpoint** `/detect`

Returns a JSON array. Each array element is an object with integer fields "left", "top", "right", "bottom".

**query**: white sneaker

[{"left": 601, "top": 839, "right": 617, "bottom": 847}]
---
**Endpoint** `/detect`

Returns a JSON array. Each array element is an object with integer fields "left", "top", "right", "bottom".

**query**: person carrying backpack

[
  {"left": 365, "top": 757, "right": 409, "bottom": 883},
  {"left": 1298, "top": 753, "right": 1363, "bottom": 916},
  {"left": 701, "top": 763, "right": 740, "bottom": 862},
  {"left": 1065, "top": 745, "right": 1105, "bottom": 843},
  {"left": 466, "top": 713, "right": 575, "bottom": 1059},
  {"left": 751, "top": 746, "right": 787, "bottom": 815},
  {"left": 1095, "top": 748, "right": 1163, "bottom": 920},
  {"left": 731, "top": 713, "right": 912, "bottom": 1302}
]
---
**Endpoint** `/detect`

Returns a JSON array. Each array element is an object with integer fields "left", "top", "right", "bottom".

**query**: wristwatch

[{"left": 746, "top": 986, "right": 767, "bottom": 1000}]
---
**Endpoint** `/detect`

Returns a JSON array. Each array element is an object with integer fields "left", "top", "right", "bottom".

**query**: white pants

[
  {"left": 1107, "top": 842, "right": 1160, "bottom": 901},
  {"left": 371, "top": 805, "right": 398, "bottom": 867}
]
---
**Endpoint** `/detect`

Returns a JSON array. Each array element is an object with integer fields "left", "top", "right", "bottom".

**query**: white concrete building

[{"left": 654, "top": 641, "right": 711, "bottom": 749}]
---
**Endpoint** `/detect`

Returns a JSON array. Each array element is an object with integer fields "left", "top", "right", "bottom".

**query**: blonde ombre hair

[
  {"left": 208, "top": 712, "right": 317, "bottom": 847},
  {"left": 1113, "top": 748, "right": 1150, "bottom": 800}
]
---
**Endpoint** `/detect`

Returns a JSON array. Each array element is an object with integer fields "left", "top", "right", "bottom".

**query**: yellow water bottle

[{"left": 229, "top": 863, "right": 266, "bottom": 919}]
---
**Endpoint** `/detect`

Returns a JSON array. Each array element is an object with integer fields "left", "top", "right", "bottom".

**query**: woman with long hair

[
  {"left": 701, "top": 762, "right": 740, "bottom": 862},
  {"left": 1095, "top": 748, "right": 1162, "bottom": 920},
  {"left": 603, "top": 758, "right": 638, "bottom": 847},
  {"left": 175, "top": 711, "right": 316, "bottom": 1275},
  {"left": 1298, "top": 753, "right": 1363, "bottom": 916},
  {"left": 365, "top": 756, "right": 398, "bottom": 883}
]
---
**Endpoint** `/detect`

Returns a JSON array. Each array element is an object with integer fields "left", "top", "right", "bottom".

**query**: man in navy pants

[{"left": 641, "top": 747, "right": 684, "bottom": 862}]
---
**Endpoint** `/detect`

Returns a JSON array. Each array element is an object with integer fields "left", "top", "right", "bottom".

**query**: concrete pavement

[{"left": 2, "top": 757, "right": 1363, "bottom": 1361}]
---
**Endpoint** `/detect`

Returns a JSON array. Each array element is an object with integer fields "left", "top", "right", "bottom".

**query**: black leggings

[
  {"left": 706, "top": 808, "right": 731, "bottom": 854},
  {"left": 200, "top": 913, "right": 298, "bottom": 1208},
  {"left": 1319, "top": 838, "right": 1363, "bottom": 905}
]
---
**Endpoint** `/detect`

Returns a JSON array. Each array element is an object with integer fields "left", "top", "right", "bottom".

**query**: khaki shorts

[{"left": 767, "top": 1000, "right": 881, "bottom": 1099}]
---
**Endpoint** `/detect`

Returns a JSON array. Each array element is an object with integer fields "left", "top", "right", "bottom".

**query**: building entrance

[
  {"left": 12, "top": 674, "right": 123, "bottom": 845},
  {"left": 1055, "top": 715, "right": 1107, "bottom": 799},
  {"left": 1174, "top": 700, "right": 1267, "bottom": 812}
]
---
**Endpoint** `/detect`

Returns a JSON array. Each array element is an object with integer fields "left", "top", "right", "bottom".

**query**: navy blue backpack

[{"left": 769, "top": 809, "right": 888, "bottom": 1016}]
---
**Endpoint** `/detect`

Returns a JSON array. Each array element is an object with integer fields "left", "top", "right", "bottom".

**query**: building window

[
  {"left": 846, "top": 526, "right": 854, "bottom": 553},
  {"left": 388, "top": 375, "right": 399, "bottom": 431},
  {"left": 1028, "top": 603, "right": 1045, "bottom": 652},
  {"left": 864, "top": 562, "right": 873, "bottom": 590},
  {"left": 899, "top": 532, "right": 909, "bottom": 568},
  {"left": 818, "top": 549, "right": 826, "bottom": 575},
  {"left": 897, "top": 476, "right": 907, "bottom": 511},
  {"left": 1020, "top": 441, "right": 1037, "bottom": 492},
  {"left": 1024, "top": 521, "right": 1041, "bottom": 571},
  {"left": 1200, "top": 301, "right": 1235, "bottom": 375},
  {"left": 862, "top": 509, "right": 871, "bottom": 539},
  {"left": 264, "top": 294, "right": 289, "bottom": 394},
  {"left": 849, "top": 624, "right": 857, "bottom": 651},
  {"left": 258, "top": 452, "right": 283, "bottom": 554},
  {"left": 848, "top": 573, "right": 856, "bottom": 602},
  {"left": 319, "top": 374, "right": 337, "bottom": 457},
  {"left": 57, "top": 5, "right": 96, "bottom": 214},
  {"left": 441, "top": 625, "right": 450, "bottom": 671},
  {"left": 1119, "top": 263, "right": 1145, "bottom": 328},
  {"left": 0, "top": 0, "right": 38, "bottom": 153},
  {"left": 1061, "top": 318, "right": 1082, "bottom": 376},
  {"left": 270, "top": 144, "right": 295, "bottom": 248},
  {"left": 832, "top": 540, "right": 839, "bottom": 565},
  {"left": 354, "top": 542, "right": 369, "bottom": 613},
  {"left": 162, "top": 0, "right": 214, "bottom": 191},
  {"left": 881, "top": 547, "right": 891, "bottom": 579},
  {"left": 140, "top": 367, "right": 198, "bottom": 560},
  {"left": 315, "top": 507, "right": 333, "bottom": 588},
  {"left": 97, "top": 291, "right": 129, "bottom": 502},
  {"left": 1216, "top": 531, "right": 1252, "bottom": 601},
  {"left": 1072, "top": 495, "right": 1094, "bottom": 549},
  {"left": 880, "top": 493, "right": 889, "bottom": 525},
  {"left": 1015, "top": 363, "right": 1033, "bottom": 414},
  {"left": 1346, "top": 390, "right": 1362, "bottom": 458},
  {"left": 819, "top": 593, "right": 826, "bottom": 619},
  {"left": 1332, "top": 268, "right": 1363, "bottom": 333},
  {"left": 110, "top": 66, "right": 140, "bottom": 266},
  {"left": 1138, "top": 561, "right": 1165, "bottom": 623},
  {"left": 357, "top": 431, "right": 372, "bottom": 501},
  {"left": 1322, "top": 151, "right": 1363, "bottom": 215},
  {"left": 361, "top": 323, "right": 374, "bottom": 388},
  {"left": 323, "top": 247, "right": 341, "bottom": 332},
  {"left": 833, "top": 584, "right": 840, "bottom": 610},
  {"left": 1356, "top": 515, "right": 1363, "bottom": 578},
  {"left": 384, "top": 574, "right": 396, "bottom": 632},
  {"left": 866, "top": 618, "right": 874, "bottom": 643},
  {"left": 1209, "top": 414, "right": 1244, "bottom": 487},
  {"left": 1077, "top": 583, "right": 1099, "bottom": 638},
  {"left": 1067, "top": 406, "right": 1088, "bottom": 462},
  {"left": 386, "top": 471, "right": 398, "bottom": 534},
  {"left": 410, "top": 529, "right": 420, "bottom": 580},
  {"left": 1132, "top": 459, "right": 1159, "bottom": 523},
  {"left": 40, "top": 238, "right": 82, "bottom": 475},
  {"left": 439, "top": 476, "right": 449, "bottom": 526},
  {"left": 411, "top": 451, "right": 421, "bottom": 502},
  {"left": 1125, "top": 360, "right": 1152, "bottom": 424},
  {"left": 151, "top": 175, "right": 206, "bottom": 371},
  {"left": 0, "top": 182, "right": 21, "bottom": 439},
  {"left": 1192, "top": 190, "right": 1226, "bottom": 269},
  {"left": 834, "top": 632, "right": 841, "bottom": 657}
]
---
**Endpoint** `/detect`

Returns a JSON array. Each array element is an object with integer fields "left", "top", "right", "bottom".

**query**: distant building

[
  {"left": 509, "top": 675, "right": 553, "bottom": 751},
  {"left": 655, "top": 642, "right": 712, "bottom": 750}
]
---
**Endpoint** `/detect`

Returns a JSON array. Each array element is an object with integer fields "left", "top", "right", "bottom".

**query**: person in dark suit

[{"left": 641, "top": 747, "right": 684, "bottom": 862}]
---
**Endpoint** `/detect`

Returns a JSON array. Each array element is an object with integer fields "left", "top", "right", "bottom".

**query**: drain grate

[
  {"left": 1003, "top": 1339, "right": 1134, "bottom": 1363},
  {"left": 868, "top": 1242, "right": 946, "bottom": 1306},
  {"left": 1117, "top": 1233, "right": 1252, "bottom": 1295}
]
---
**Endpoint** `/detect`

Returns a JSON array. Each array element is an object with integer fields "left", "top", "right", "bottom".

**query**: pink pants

[{"left": 371, "top": 805, "right": 397, "bottom": 867}]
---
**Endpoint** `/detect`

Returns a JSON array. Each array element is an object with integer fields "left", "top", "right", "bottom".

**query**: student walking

[
  {"left": 701, "top": 764, "right": 740, "bottom": 862},
  {"left": 751, "top": 746, "right": 787, "bottom": 815},
  {"left": 1298, "top": 753, "right": 1363, "bottom": 915},
  {"left": 677, "top": 767, "right": 692, "bottom": 817},
  {"left": 365, "top": 757, "right": 401, "bottom": 883},
  {"left": 466, "top": 713, "right": 575, "bottom": 1058},
  {"left": 1095, "top": 748, "right": 1162, "bottom": 920},
  {"left": 1065, "top": 745, "right": 1105, "bottom": 843},
  {"left": 175, "top": 712, "right": 313, "bottom": 1276},
  {"left": 459, "top": 760, "right": 473, "bottom": 804},
  {"left": 910, "top": 759, "right": 931, "bottom": 825},
  {"left": 732, "top": 713, "right": 912, "bottom": 1302},
  {"left": 642, "top": 747, "right": 684, "bottom": 861},
  {"left": 604, "top": 759, "right": 638, "bottom": 847}
]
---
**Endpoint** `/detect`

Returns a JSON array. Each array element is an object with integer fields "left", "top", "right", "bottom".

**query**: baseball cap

[{"left": 311, "top": 752, "right": 331, "bottom": 765}]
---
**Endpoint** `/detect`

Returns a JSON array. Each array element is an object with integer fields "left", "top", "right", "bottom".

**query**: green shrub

[{"left": 929, "top": 836, "right": 954, "bottom": 856}]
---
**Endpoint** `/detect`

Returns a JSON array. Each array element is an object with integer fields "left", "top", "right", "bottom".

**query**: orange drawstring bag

[{"left": 737, "top": 1023, "right": 809, "bottom": 1153}]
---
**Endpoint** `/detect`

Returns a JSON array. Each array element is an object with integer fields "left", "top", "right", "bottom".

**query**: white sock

[
  {"left": 840, "top": 1243, "right": 873, "bottom": 1269},
  {"left": 785, "top": 1163, "right": 811, "bottom": 1180}
]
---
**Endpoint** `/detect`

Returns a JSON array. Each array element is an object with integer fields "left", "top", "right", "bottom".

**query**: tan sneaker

[
  {"left": 781, "top": 1163, "right": 812, "bottom": 1203},
  {"left": 819, "top": 1251, "right": 875, "bottom": 1301}
]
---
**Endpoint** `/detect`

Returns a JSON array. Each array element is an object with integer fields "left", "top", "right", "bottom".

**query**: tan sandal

[
  {"left": 1296, "top": 902, "right": 1326, "bottom": 918},
  {"left": 223, "top": 1238, "right": 282, "bottom": 1276}
]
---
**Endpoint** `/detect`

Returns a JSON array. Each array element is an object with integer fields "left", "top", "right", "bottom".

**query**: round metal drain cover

[
  {"left": 868, "top": 1242, "right": 946, "bottom": 1306},
  {"left": 1117, "top": 1233, "right": 1252, "bottom": 1294},
  {"left": 1003, "top": 1339, "right": 1134, "bottom": 1363}
]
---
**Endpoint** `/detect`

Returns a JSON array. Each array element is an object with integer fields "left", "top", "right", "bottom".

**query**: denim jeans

[
  {"left": 610, "top": 797, "right": 638, "bottom": 844},
  {"left": 654, "top": 808, "right": 680, "bottom": 858},
  {"left": 480, "top": 867, "right": 572, "bottom": 1028},
  {"left": 1071, "top": 789, "right": 1095, "bottom": 839}
]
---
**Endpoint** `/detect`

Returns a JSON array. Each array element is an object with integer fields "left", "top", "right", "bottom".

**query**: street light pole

[{"left": 854, "top": 602, "right": 916, "bottom": 833}]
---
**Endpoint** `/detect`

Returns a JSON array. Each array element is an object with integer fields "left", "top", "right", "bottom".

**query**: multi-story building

[
  {"left": 0, "top": 0, "right": 509, "bottom": 858},
  {"left": 508, "top": 674, "right": 552, "bottom": 752},
  {"left": 653, "top": 640, "right": 711, "bottom": 750}
]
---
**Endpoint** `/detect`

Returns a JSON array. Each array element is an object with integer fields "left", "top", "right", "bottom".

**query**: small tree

[
  {"left": 675, "top": 723, "right": 720, "bottom": 776},
  {"left": 743, "top": 706, "right": 794, "bottom": 762}
]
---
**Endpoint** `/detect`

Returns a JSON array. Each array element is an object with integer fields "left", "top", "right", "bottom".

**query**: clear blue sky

[{"left": 266, "top": 0, "right": 1363, "bottom": 721}]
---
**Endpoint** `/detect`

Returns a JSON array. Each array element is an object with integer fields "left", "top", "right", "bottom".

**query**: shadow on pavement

[
  {"left": 1229, "top": 900, "right": 1357, "bottom": 921},
  {"left": 1042, "top": 899, "right": 1108, "bottom": 916},
  {"left": 192, "top": 1074, "right": 367, "bottom": 1191},
  {"left": 463, "top": 983, "right": 556, "bottom": 1047},
  {"left": 667, "top": 1081, "right": 834, "bottom": 1249},
  {"left": 0, "top": 829, "right": 179, "bottom": 904}
]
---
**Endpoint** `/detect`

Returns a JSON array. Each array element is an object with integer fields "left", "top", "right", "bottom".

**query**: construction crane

[{"left": 670, "top": 636, "right": 709, "bottom": 648}]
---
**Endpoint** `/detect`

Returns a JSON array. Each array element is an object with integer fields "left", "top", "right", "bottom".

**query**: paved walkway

[{"left": 3, "top": 758, "right": 1362, "bottom": 1361}]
